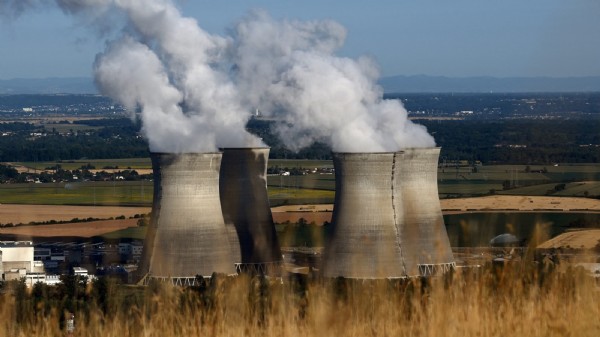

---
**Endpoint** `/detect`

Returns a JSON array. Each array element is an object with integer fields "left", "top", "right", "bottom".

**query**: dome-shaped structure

[{"left": 490, "top": 233, "right": 520, "bottom": 247}]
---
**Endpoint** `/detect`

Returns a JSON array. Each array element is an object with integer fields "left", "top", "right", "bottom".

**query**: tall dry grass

[{"left": 2, "top": 264, "right": 599, "bottom": 337}]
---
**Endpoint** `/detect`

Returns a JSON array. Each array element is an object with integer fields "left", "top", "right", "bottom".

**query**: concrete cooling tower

[
  {"left": 323, "top": 152, "right": 407, "bottom": 279},
  {"left": 219, "top": 148, "right": 282, "bottom": 274},
  {"left": 139, "top": 153, "right": 235, "bottom": 285},
  {"left": 322, "top": 149, "right": 455, "bottom": 279},
  {"left": 397, "top": 148, "right": 455, "bottom": 276}
]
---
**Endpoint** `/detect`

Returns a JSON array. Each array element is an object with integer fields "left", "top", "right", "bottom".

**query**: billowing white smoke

[
  {"left": 232, "top": 11, "right": 435, "bottom": 152},
  {"left": 87, "top": 0, "right": 264, "bottom": 152},
  {"left": 1, "top": 0, "right": 436, "bottom": 152}
]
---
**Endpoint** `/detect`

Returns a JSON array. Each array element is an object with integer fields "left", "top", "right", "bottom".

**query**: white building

[
  {"left": 0, "top": 241, "right": 35, "bottom": 275},
  {"left": 1, "top": 241, "right": 49, "bottom": 286}
]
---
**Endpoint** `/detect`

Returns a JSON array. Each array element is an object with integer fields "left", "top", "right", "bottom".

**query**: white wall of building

[{"left": 0, "top": 242, "right": 34, "bottom": 272}]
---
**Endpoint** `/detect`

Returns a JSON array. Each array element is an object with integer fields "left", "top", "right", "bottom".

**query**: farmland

[
  {"left": 11, "top": 158, "right": 152, "bottom": 172},
  {"left": 0, "top": 180, "right": 152, "bottom": 206},
  {"left": 2, "top": 160, "right": 600, "bottom": 206},
  {"left": 1, "top": 158, "right": 599, "bottom": 244},
  {"left": 0, "top": 204, "right": 150, "bottom": 225},
  {"left": 0, "top": 218, "right": 139, "bottom": 239}
]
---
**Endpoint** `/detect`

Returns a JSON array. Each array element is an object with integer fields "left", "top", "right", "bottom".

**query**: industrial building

[
  {"left": 323, "top": 152, "right": 407, "bottom": 278},
  {"left": 323, "top": 149, "right": 455, "bottom": 279},
  {"left": 219, "top": 147, "right": 282, "bottom": 274},
  {"left": 0, "top": 241, "right": 47, "bottom": 285},
  {"left": 139, "top": 153, "right": 236, "bottom": 285},
  {"left": 397, "top": 148, "right": 455, "bottom": 276},
  {"left": 137, "top": 147, "right": 453, "bottom": 282}
]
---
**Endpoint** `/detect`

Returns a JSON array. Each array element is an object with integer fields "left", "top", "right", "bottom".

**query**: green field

[
  {"left": 439, "top": 163, "right": 600, "bottom": 197},
  {"left": 267, "top": 174, "right": 335, "bottom": 190},
  {"left": 14, "top": 158, "right": 152, "bottom": 171},
  {"left": 0, "top": 180, "right": 334, "bottom": 207},
  {"left": 2, "top": 160, "right": 599, "bottom": 206},
  {"left": 268, "top": 187, "right": 334, "bottom": 206},
  {"left": 101, "top": 226, "right": 148, "bottom": 240},
  {"left": 495, "top": 181, "right": 600, "bottom": 197},
  {"left": 0, "top": 181, "right": 152, "bottom": 206}
]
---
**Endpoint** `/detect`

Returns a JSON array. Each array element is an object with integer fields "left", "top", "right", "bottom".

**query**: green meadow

[
  {"left": 15, "top": 158, "right": 152, "bottom": 171},
  {"left": 2, "top": 160, "right": 600, "bottom": 206},
  {"left": 0, "top": 181, "right": 152, "bottom": 206}
]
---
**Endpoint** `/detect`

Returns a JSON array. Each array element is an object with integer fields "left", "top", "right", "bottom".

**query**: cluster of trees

[
  {"left": 6, "top": 276, "right": 128, "bottom": 328},
  {"left": 2, "top": 94, "right": 600, "bottom": 164},
  {"left": 0, "top": 163, "right": 149, "bottom": 184},
  {"left": 0, "top": 133, "right": 148, "bottom": 162},
  {"left": 0, "top": 163, "right": 19, "bottom": 181},
  {"left": 421, "top": 119, "right": 600, "bottom": 164}
]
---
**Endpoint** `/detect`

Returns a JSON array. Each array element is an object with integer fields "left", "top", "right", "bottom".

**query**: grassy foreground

[{"left": 2, "top": 264, "right": 599, "bottom": 336}]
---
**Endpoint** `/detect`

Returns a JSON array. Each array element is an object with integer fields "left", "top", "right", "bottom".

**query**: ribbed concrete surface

[
  {"left": 323, "top": 153, "right": 406, "bottom": 278},
  {"left": 219, "top": 148, "right": 282, "bottom": 265},
  {"left": 397, "top": 148, "right": 454, "bottom": 276},
  {"left": 140, "top": 153, "right": 235, "bottom": 279}
]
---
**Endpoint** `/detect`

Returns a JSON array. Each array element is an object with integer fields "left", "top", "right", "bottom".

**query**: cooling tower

[
  {"left": 322, "top": 152, "right": 407, "bottom": 279},
  {"left": 139, "top": 153, "right": 235, "bottom": 285},
  {"left": 219, "top": 148, "right": 282, "bottom": 274},
  {"left": 397, "top": 148, "right": 455, "bottom": 276}
]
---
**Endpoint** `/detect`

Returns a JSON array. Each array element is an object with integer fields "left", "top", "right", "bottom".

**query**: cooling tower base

[
  {"left": 323, "top": 149, "right": 455, "bottom": 279},
  {"left": 418, "top": 262, "right": 456, "bottom": 277},
  {"left": 235, "top": 262, "right": 282, "bottom": 276},
  {"left": 139, "top": 153, "right": 237, "bottom": 282},
  {"left": 142, "top": 273, "right": 240, "bottom": 287},
  {"left": 142, "top": 276, "right": 204, "bottom": 287}
]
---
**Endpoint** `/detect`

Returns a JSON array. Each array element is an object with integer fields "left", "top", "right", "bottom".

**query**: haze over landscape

[
  {"left": 0, "top": 1, "right": 599, "bottom": 336},
  {"left": 2, "top": 1, "right": 600, "bottom": 81}
]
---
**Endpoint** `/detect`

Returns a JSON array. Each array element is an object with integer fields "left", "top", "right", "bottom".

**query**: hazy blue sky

[{"left": 1, "top": 0, "right": 599, "bottom": 79}]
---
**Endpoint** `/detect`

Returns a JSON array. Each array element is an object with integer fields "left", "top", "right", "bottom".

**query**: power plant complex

[
  {"left": 219, "top": 148, "right": 282, "bottom": 273},
  {"left": 396, "top": 148, "right": 455, "bottom": 276},
  {"left": 139, "top": 153, "right": 236, "bottom": 285},
  {"left": 140, "top": 147, "right": 454, "bottom": 283},
  {"left": 322, "top": 148, "right": 454, "bottom": 278}
]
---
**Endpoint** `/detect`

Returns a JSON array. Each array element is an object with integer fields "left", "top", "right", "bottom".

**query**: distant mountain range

[
  {"left": 378, "top": 75, "right": 600, "bottom": 93},
  {"left": 1, "top": 75, "right": 600, "bottom": 95},
  {"left": 0, "top": 77, "right": 97, "bottom": 95}
]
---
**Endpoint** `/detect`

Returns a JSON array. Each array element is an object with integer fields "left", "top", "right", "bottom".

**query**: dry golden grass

[{"left": 2, "top": 265, "right": 599, "bottom": 337}]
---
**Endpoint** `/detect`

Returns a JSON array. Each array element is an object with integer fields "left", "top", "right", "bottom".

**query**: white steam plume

[
  {"left": 3, "top": 1, "right": 435, "bottom": 153},
  {"left": 90, "top": 0, "right": 264, "bottom": 152},
  {"left": 231, "top": 11, "right": 435, "bottom": 152}
]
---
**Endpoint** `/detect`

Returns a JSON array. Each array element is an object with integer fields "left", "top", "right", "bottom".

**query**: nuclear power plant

[
  {"left": 140, "top": 147, "right": 453, "bottom": 282},
  {"left": 219, "top": 148, "right": 282, "bottom": 274},
  {"left": 322, "top": 152, "right": 407, "bottom": 278},
  {"left": 322, "top": 148, "right": 455, "bottom": 278},
  {"left": 139, "top": 153, "right": 236, "bottom": 285},
  {"left": 397, "top": 148, "right": 455, "bottom": 276}
]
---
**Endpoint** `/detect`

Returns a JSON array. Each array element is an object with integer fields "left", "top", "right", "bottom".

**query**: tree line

[{"left": 0, "top": 117, "right": 599, "bottom": 164}]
